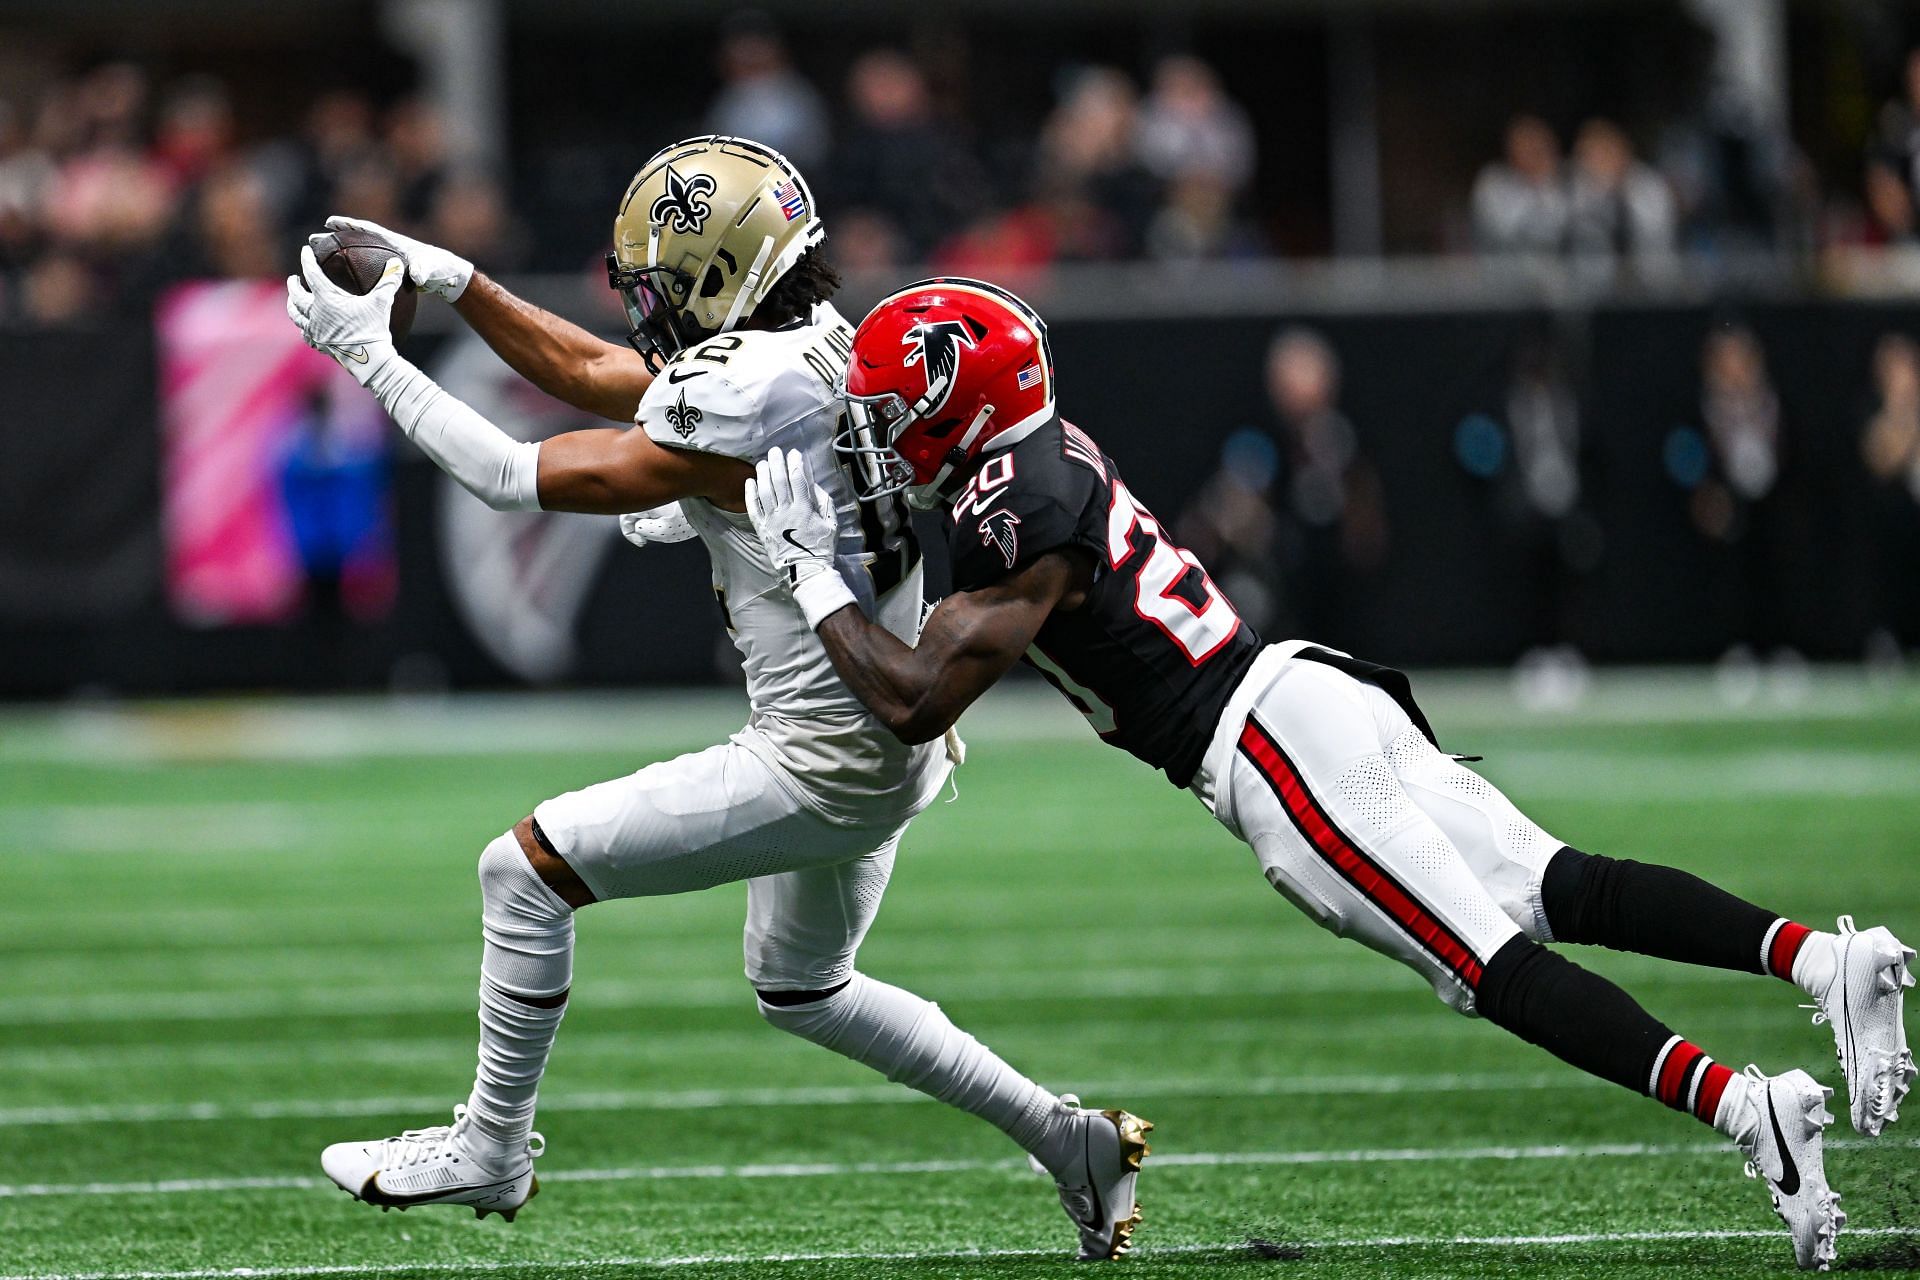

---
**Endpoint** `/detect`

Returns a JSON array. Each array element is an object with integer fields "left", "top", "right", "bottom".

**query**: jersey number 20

[{"left": 1107, "top": 479, "right": 1240, "bottom": 664}]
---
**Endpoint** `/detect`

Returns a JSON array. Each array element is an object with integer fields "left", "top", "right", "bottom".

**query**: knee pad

[{"left": 479, "top": 831, "right": 574, "bottom": 999}]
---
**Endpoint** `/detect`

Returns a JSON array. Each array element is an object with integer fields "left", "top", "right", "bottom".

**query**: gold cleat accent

[
  {"left": 1099, "top": 1111, "right": 1153, "bottom": 1260},
  {"left": 1104, "top": 1109, "right": 1154, "bottom": 1172}
]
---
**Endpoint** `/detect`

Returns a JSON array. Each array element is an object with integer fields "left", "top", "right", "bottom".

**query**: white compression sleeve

[{"left": 362, "top": 353, "right": 543, "bottom": 512}]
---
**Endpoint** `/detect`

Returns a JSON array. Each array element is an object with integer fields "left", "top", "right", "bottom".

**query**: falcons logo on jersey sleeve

[{"left": 978, "top": 509, "right": 1022, "bottom": 568}]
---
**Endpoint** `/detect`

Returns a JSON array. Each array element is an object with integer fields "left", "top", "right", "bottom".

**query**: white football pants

[
  {"left": 1192, "top": 643, "right": 1564, "bottom": 1014},
  {"left": 533, "top": 727, "right": 931, "bottom": 990}
]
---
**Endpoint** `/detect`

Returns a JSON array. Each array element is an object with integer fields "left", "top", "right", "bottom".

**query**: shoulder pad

[{"left": 637, "top": 358, "right": 766, "bottom": 459}]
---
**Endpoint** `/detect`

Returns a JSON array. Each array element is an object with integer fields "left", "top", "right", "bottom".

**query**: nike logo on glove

[
  {"left": 332, "top": 345, "right": 369, "bottom": 365},
  {"left": 782, "top": 530, "right": 811, "bottom": 556},
  {"left": 1767, "top": 1090, "right": 1801, "bottom": 1195}
]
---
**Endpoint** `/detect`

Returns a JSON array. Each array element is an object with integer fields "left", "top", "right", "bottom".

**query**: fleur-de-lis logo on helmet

[
  {"left": 650, "top": 168, "right": 717, "bottom": 236},
  {"left": 664, "top": 389, "right": 702, "bottom": 439}
]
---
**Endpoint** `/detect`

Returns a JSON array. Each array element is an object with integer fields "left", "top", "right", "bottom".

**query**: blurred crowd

[
  {"left": 1174, "top": 313, "right": 1920, "bottom": 670},
  {"left": 6, "top": 23, "right": 1920, "bottom": 323},
  {"left": 0, "top": 62, "right": 522, "bottom": 325}
]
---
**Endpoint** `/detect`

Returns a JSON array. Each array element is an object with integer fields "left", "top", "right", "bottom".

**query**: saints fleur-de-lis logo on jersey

[
  {"left": 978, "top": 509, "right": 1022, "bottom": 569},
  {"left": 650, "top": 167, "right": 717, "bottom": 235},
  {"left": 665, "top": 389, "right": 702, "bottom": 439}
]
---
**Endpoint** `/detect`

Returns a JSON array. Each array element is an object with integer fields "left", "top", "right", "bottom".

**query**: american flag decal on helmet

[
  {"left": 1016, "top": 363, "right": 1042, "bottom": 390},
  {"left": 773, "top": 178, "right": 805, "bottom": 221}
]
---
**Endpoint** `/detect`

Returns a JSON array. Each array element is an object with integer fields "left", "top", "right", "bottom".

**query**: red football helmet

[{"left": 837, "top": 277, "right": 1055, "bottom": 505}]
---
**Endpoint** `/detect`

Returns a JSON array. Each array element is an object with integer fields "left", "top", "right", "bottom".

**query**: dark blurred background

[{"left": 3, "top": 0, "right": 1920, "bottom": 697}]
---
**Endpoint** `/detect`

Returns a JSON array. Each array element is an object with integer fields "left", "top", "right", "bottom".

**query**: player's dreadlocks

[{"left": 753, "top": 248, "right": 841, "bottom": 330}]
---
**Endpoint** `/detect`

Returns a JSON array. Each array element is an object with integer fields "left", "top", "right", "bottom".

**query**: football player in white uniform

[
  {"left": 744, "top": 277, "right": 1917, "bottom": 1272},
  {"left": 283, "top": 138, "right": 1150, "bottom": 1260}
]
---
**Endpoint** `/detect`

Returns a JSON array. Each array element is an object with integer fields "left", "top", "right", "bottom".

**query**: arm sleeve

[{"left": 363, "top": 354, "right": 542, "bottom": 512}]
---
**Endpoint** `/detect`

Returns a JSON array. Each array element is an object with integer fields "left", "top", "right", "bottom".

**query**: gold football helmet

[{"left": 606, "top": 135, "right": 825, "bottom": 369}]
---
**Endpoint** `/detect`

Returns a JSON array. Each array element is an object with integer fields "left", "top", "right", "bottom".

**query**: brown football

[{"left": 311, "top": 227, "right": 417, "bottom": 342}]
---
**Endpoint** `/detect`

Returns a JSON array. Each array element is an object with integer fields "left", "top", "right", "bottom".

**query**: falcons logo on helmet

[
  {"left": 978, "top": 509, "right": 1022, "bottom": 569},
  {"left": 651, "top": 168, "right": 716, "bottom": 235},
  {"left": 900, "top": 319, "right": 977, "bottom": 415}
]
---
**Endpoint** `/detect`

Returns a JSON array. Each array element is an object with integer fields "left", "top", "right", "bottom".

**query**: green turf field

[{"left": 4, "top": 671, "right": 1919, "bottom": 1279}]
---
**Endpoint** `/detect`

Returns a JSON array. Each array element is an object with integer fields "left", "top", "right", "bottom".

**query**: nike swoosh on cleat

[
  {"left": 358, "top": 1172, "right": 518, "bottom": 1210},
  {"left": 1767, "top": 1089, "right": 1802, "bottom": 1196}
]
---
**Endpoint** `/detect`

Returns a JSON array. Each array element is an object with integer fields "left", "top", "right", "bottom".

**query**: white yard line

[
  {"left": 5, "top": 1136, "right": 1914, "bottom": 1200},
  {"left": 2, "top": 1227, "right": 1917, "bottom": 1280},
  {"left": 0, "top": 1070, "right": 1606, "bottom": 1127}
]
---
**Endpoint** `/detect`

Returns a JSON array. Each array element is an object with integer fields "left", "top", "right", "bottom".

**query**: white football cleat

[
  {"left": 1028, "top": 1093, "right": 1153, "bottom": 1260},
  {"left": 320, "top": 1105, "right": 543, "bottom": 1221},
  {"left": 1808, "top": 916, "right": 1916, "bottom": 1136},
  {"left": 1738, "top": 1067, "right": 1845, "bottom": 1272}
]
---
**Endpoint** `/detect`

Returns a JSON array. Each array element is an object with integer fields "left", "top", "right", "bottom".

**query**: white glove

[
  {"left": 288, "top": 244, "right": 539, "bottom": 512},
  {"left": 286, "top": 246, "right": 402, "bottom": 386},
  {"left": 746, "top": 446, "right": 856, "bottom": 628},
  {"left": 618, "top": 503, "right": 697, "bottom": 548},
  {"left": 315, "top": 215, "right": 474, "bottom": 302}
]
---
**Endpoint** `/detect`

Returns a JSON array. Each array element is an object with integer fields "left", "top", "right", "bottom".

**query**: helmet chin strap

[
  {"left": 720, "top": 234, "right": 777, "bottom": 333},
  {"left": 911, "top": 402, "right": 996, "bottom": 506}
]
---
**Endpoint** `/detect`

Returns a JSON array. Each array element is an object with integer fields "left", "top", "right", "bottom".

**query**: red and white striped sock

[
  {"left": 1649, "top": 1035, "right": 1743, "bottom": 1134},
  {"left": 1763, "top": 918, "right": 1837, "bottom": 995}
]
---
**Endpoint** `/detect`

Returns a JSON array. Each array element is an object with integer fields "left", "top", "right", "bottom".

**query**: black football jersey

[{"left": 945, "top": 417, "right": 1264, "bottom": 786}]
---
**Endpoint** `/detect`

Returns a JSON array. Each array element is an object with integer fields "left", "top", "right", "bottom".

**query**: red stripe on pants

[{"left": 1238, "top": 717, "right": 1484, "bottom": 990}]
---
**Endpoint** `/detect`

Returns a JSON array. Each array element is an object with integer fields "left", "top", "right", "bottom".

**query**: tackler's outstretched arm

[{"left": 744, "top": 447, "right": 1083, "bottom": 744}]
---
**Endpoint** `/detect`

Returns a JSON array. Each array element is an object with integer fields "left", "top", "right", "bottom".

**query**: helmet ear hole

[{"left": 700, "top": 266, "right": 725, "bottom": 298}]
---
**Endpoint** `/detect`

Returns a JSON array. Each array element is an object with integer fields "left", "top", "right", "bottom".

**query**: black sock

[
  {"left": 1477, "top": 935, "right": 1735, "bottom": 1124},
  {"left": 1541, "top": 846, "right": 1788, "bottom": 976}
]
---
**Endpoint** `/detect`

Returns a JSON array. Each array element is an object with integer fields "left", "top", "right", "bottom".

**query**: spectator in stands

[
  {"left": 1861, "top": 333, "right": 1920, "bottom": 653},
  {"left": 833, "top": 50, "right": 987, "bottom": 260},
  {"left": 1175, "top": 428, "right": 1284, "bottom": 635},
  {"left": 0, "top": 100, "right": 52, "bottom": 270},
  {"left": 1865, "top": 158, "right": 1919, "bottom": 246},
  {"left": 152, "top": 77, "right": 233, "bottom": 190},
  {"left": 827, "top": 207, "right": 904, "bottom": 273},
  {"left": 1034, "top": 67, "right": 1155, "bottom": 257},
  {"left": 935, "top": 66, "right": 1154, "bottom": 273},
  {"left": 1566, "top": 118, "right": 1678, "bottom": 273},
  {"left": 190, "top": 165, "right": 282, "bottom": 280},
  {"left": 1678, "top": 323, "right": 1807, "bottom": 659},
  {"left": 1264, "top": 326, "right": 1389, "bottom": 642},
  {"left": 1135, "top": 55, "right": 1254, "bottom": 194},
  {"left": 384, "top": 96, "right": 446, "bottom": 226},
  {"left": 429, "top": 169, "right": 525, "bottom": 274},
  {"left": 706, "top": 14, "right": 829, "bottom": 172},
  {"left": 1872, "top": 48, "right": 1920, "bottom": 212},
  {"left": 1471, "top": 115, "right": 1568, "bottom": 255}
]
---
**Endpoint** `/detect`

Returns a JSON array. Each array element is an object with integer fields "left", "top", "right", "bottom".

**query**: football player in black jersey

[{"left": 743, "top": 277, "right": 1917, "bottom": 1270}]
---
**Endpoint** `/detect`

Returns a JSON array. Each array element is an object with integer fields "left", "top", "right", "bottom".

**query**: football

[{"left": 311, "top": 227, "right": 417, "bottom": 342}]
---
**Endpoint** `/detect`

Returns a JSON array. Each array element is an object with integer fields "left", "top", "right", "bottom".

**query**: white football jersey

[{"left": 636, "top": 302, "right": 947, "bottom": 827}]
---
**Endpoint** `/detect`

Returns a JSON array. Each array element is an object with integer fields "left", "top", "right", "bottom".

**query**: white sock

[
  {"left": 759, "top": 973, "right": 1062, "bottom": 1155},
  {"left": 1791, "top": 930, "right": 1841, "bottom": 998},
  {"left": 463, "top": 832, "right": 573, "bottom": 1160},
  {"left": 1712, "top": 1070, "right": 1760, "bottom": 1146}
]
